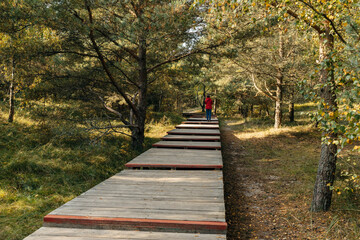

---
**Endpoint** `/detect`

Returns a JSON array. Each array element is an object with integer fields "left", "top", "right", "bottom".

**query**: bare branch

[
  {"left": 251, "top": 73, "right": 277, "bottom": 101},
  {"left": 85, "top": 1, "right": 139, "bottom": 117},
  {"left": 147, "top": 42, "right": 225, "bottom": 73},
  {"left": 95, "top": 28, "right": 139, "bottom": 61}
]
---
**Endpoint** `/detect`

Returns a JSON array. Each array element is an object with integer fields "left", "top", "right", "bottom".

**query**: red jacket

[{"left": 205, "top": 97, "right": 213, "bottom": 110}]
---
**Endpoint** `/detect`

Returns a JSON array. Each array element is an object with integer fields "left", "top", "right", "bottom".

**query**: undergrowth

[{"left": 0, "top": 100, "right": 183, "bottom": 240}]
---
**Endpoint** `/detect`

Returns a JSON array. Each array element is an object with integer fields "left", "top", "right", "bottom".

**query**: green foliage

[{"left": 0, "top": 100, "right": 154, "bottom": 239}]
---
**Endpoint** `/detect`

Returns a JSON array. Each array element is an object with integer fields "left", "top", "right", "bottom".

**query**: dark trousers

[{"left": 206, "top": 109, "right": 212, "bottom": 121}]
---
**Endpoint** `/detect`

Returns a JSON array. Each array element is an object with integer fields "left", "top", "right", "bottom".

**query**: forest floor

[{"left": 221, "top": 115, "right": 360, "bottom": 239}]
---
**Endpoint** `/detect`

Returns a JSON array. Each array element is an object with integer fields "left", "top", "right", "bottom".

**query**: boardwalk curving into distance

[{"left": 25, "top": 114, "right": 226, "bottom": 239}]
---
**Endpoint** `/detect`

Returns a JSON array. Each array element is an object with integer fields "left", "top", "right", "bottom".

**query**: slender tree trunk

[
  {"left": 311, "top": 29, "right": 337, "bottom": 212},
  {"left": 158, "top": 95, "right": 162, "bottom": 112},
  {"left": 202, "top": 84, "right": 206, "bottom": 112},
  {"left": 8, "top": 60, "right": 15, "bottom": 123},
  {"left": 289, "top": 102, "right": 295, "bottom": 122},
  {"left": 214, "top": 89, "right": 217, "bottom": 115},
  {"left": 274, "top": 31, "right": 284, "bottom": 129},
  {"left": 265, "top": 104, "right": 270, "bottom": 117}
]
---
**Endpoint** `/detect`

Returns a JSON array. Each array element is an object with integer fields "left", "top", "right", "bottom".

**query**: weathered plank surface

[
  {"left": 176, "top": 124, "right": 219, "bottom": 129},
  {"left": 125, "top": 148, "right": 222, "bottom": 169},
  {"left": 127, "top": 148, "right": 222, "bottom": 157},
  {"left": 162, "top": 135, "right": 220, "bottom": 141},
  {"left": 167, "top": 129, "right": 220, "bottom": 136},
  {"left": 44, "top": 170, "right": 226, "bottom": 233},
  {"left": 187, "top": 118, "right": 218, "bottom": 121},
  {"left": 153, "top": 141, "right": 221, "bottom": 150},
  {"left": 24, "top": 227, "right": 226, "bottom": 240},
  {"left": 182, "top": 121, "right": 219, "bottom": 125}
]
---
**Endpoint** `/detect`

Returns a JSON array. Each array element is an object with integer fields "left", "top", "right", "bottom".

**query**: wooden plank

[
  {"left": 132, "top": 148, "right": 222, "bottom": 157},
  {"left": 162, "top": 135, "right": 220, "bottom": 141},
  {"left": 126, "top": 163, "right": 222, "bottom": 169},
  {"left": 153, "top": 141, "right": 221, "bottom": 150},
  {"left": 25, "top": 227, "right": 226, "bottom": 240},
  {"left": 44, "top": 170, "right": 226, "bottom": 234},
  {"left": 187, "top": 118, "right": 218, "bottom": 121},
  {"left": 175, "top": 124, "right": 219, "bottom": 129},
  {"left": 182, "top": 121, "right": 219, "bottom": 125},
  {"left": 125, "top": 147, "right": 223, "bottom": 169},
  {"left": 43, "top": 215, "right": 227, "bottom": 234},
  {"left": 167, "top": 129, "right": 220, "bottom": 136},
  {"left": 74, "top": 195, "right": 225, "bottom": 203}
]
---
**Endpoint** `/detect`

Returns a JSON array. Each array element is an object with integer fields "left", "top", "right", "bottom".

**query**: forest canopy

[{"left": 1, "top": 0, "right": 360, "bottom": 239}]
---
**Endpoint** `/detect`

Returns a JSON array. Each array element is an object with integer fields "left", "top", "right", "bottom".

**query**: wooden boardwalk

[
  {"left": 25, "top": 114, "right": 226, "bottom": 239},
  {"left": 162, "top": 135, "right": 220, "bottom": 141},
  {"left": 187, "top": 117, "right": 218, "bottom": 121},
  {"left": 125, "top": 148, "right": 222, "bottom": 169},
  {"left": 153, "top": 141, "right": 221, "bottom": 150},
  {"left": 182, "top": 121, "right": 219, "bottom": 125},
  {"left": 175, "top": 124, "right": 220, "bottom": 129},
  {"left": 168, "top": 129, "right": 220, "bottom": 136},
  {"left": 25, "top": 227, "right": 226, "bottom": 239},
  {"left": 43, "top": 170, "right": 226, "bottom": 233}
]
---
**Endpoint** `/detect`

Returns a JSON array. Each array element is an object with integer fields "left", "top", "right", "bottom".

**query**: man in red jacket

[{"left": 204, "top": 95, "right": 213, "bottom": 121}]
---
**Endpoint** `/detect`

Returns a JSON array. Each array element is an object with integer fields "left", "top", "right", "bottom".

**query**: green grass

[{"left": 0, "top": 100, "right": 184, "bottom": 240}]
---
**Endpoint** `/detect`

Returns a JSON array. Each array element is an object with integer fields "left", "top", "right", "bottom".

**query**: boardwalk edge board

[
  {"left": 43, "top": 215, "right": 227, "bottom": 234},
  {"left": 24, "top": 227, "right": 226, "bottom": 240},
  {"left": 125, "top": 163, "right": 223, "bottom": 170},
  {"left": 152, "top": 144, "right": 221, "bottom": 150}
]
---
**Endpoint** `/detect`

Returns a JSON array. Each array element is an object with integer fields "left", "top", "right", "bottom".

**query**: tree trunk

[
  {"left": 288, "top": 102, "right": 295, "bottom": 122},
  {"left": 274, "top": 31, "right": 284, "bottom": 129},
  {"left": 214, "top": 89, "right": 217, "bottom": 115},
  {"left": 311, "top": 29, "right": 337, "bottom": 212},
  {"left": 131, "top": 31, "right": 147, "bottom": 151},
  {"left": 274, "top": 77, "right": 283, "bottom": 129},
  {"left": 158, "top": 95, "right": 162, "bottom": 112},
  {"left": 265, "top": 105, "right": 270, "bottom": 117},
  {"left": 202, "top": 84, "right": 206, "bottom": 112},
  {"left": 8, "top": 61, "right": 15, "bottom": 123}
]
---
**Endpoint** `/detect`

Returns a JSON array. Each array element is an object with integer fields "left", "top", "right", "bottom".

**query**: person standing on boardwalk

[{"left": 204, "top": 95, "right": 213, "bottom": 121}]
